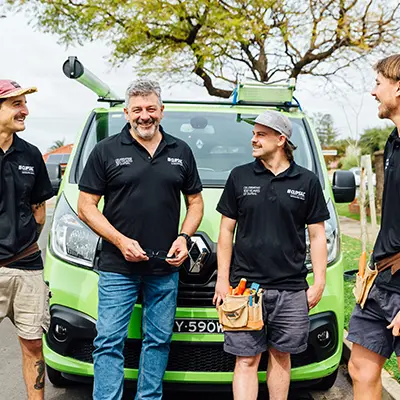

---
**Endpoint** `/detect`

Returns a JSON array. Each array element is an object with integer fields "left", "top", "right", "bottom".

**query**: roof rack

[
  {"left": 97, "top": 98, "right": 300, "bottom": 110},
  {"left": 232, "top": 78, "right": 296, "bottom": 104},
  {"left": 63, "top": 56, "right": 301, "bottom": 110}
]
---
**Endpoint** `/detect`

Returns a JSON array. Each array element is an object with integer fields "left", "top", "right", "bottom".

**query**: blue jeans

[{"left": 92, "top": 271, "right": 179, "bottom": 400}]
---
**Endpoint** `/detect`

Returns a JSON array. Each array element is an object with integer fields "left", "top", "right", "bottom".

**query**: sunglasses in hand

[{"left": 143, "top": 249, "right": 176, "bottom": 260}]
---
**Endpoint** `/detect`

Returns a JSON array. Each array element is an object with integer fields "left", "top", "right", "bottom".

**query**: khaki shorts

[{"left": 0, "top": 267, "right": 50, "bottom": 340}]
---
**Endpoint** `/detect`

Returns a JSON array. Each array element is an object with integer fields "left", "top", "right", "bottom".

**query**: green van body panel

[{"left": 43, "top": 99, "right": 345, "bottom": 388}]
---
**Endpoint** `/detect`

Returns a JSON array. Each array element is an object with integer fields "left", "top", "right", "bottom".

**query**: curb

[{"left": 343, "top": 330, "right": 400, "bottom": 400}]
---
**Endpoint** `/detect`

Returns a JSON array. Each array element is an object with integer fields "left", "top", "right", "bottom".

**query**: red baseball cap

[{"left": 0, "top": 80, "right": 37, "bottom": 99}]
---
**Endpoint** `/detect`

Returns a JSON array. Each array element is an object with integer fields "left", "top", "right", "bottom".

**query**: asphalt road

[{"left": 0, "top": 201, "right": 354, "bottom": 399}]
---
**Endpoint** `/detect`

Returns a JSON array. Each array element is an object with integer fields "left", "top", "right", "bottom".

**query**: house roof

[{"left": 42, "top": 144, "right": 73, "bottom": 162}]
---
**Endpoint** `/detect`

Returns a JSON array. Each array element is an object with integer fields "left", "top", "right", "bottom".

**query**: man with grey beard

[{"left": 77, "top": 80, "right": 204, "bottom": 400}]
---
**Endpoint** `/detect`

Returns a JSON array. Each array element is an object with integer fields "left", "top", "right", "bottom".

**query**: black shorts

[
  {"left": 347, "top": 284, "right": 400, "bottom": 358},
  {"left": 223, "top": 289, "right": 310, "bottom": 356}
]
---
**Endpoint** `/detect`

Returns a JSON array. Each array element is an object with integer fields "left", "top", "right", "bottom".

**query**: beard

[
  {"left": 132, "top": 118, "right": 159, "bottom": 140},
  {"left": 377, "top": 101, "right": 396, "bottom": 120}
]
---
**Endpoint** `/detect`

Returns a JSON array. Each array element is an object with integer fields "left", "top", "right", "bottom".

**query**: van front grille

[{"left": 67, "top": 340, "right": 317, "bottom": 372}]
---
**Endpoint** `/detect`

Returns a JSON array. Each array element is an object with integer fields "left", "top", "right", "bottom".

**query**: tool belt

[
  {"left": 354, "top": 252, "right": 400, "bottom": 309},
  {"left": 218, "top": 291, "right": 264, "bottom": 331},
  {"left": 0, "top": 242, "right": 40, "bottom": 267}
]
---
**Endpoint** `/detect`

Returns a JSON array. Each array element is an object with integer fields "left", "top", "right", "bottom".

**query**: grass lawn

[
  {"left": 336, "top": 202, "right": 381, "bottom": 225},
  {"left": 341, "top": 234, "right": 399, "bottom": 382}
]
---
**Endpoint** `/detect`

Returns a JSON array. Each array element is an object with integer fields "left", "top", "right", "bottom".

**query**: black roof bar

[
  {"left": 97, "top": 98, "right": 299, "bottom": 109},
  {"left": 97, "top": 97, "right": 124, "bottom": 107}
]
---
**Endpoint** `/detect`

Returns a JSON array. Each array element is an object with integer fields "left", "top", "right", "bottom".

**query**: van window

[{"left": 76, "top": 111, "right": 315, "bottom": 185}]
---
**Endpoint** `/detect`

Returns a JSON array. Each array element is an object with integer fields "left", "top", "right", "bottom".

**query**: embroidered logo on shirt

[
  {"left": 243, "top": 186, "right": 261, "bottom": 196},
  {"left": 167, "top": 157, "right": 183, "bottom": 166},
  {"left": 115, "top": 157, "right": 133, "bottom": 167},
  {"left": 287, "top": 189, "right": 306, "bottom": 200},
  {"left": 18, "top": 165, "right": 35, "bottom": 175}
]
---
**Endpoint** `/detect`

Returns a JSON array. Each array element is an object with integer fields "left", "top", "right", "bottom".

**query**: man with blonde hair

[{"left": 348, "top": 54, "right": 400, "bottom": 399}]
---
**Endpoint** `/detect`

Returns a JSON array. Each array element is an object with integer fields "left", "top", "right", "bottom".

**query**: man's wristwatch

[{"left": 178, "top": 233, "right": 192, "bottom": 249}]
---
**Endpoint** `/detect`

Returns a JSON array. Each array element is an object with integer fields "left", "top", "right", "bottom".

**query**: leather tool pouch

[
  {"left": 354, "top": 252, "right": 400, "bottom": 309},
  {"left": 218, "top": 291, "right": 264, "bottom": 331},
  {"left": 354, "top": 259, "right": 378, "bottom": 309}
]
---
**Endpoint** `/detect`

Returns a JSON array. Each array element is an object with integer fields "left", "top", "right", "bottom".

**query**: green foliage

[
  {"left": 342, "top": 234, "right": 370, "bottom": 330},
  {"left": 333, "top": 138, "right": 358, "bottom": 158},
  {"left": 48, "top": 139, "right": 65, "bottom": 152},
  {"left": 4, "top": 0, "right": 400, "bottom": 97},
  {"left": 311, "top": 112, "right": 339, "bottom": 146},
  {"left": 359, "top": 125, "right": 393, "bottom": 155},
  {"left": 342, "top": 234, "right": 365, "bottom": 274},
  {"left": 336, "top": 202, "right": 381, "bottom": 225},
  {"left": 339, "top": 153, "right": 359, "bottom": 170},
  {"left": 385, "top": 355, "right": 400, "bottom": 382},
  {"left": 344, "top": 279, "right": 356, "bottom": 330}
]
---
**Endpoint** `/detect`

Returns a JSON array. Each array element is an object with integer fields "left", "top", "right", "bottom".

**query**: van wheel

[
  {"left": 312, "top": 368, "right": 339, "bottom": 390},
  {"left": 46, "top": 364, "right": 71, "bottom": 387}
]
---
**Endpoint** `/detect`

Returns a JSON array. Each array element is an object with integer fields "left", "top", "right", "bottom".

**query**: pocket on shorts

[
  {"left": 41, "top": 281, "right": 51, "bottom": 334},
  {"left": 303, "top": 290, "right": 310, "bottom": 312}
]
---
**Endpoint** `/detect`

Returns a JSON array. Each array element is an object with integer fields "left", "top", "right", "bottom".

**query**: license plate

[{"left": 173, "top": 318, "right": 223, "bottom": 334}]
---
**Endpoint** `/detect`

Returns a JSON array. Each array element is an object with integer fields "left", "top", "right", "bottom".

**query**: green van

[{"left": 43, "top": 56, "right": 355, "bottom": 390}]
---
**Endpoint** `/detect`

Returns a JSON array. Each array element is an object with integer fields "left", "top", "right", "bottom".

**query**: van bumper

[{"left": 43, "top": 251, "right": 344, "bottom": 384}]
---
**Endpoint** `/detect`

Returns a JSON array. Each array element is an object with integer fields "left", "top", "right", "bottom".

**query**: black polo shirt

[
  {"left": 0, "top": 134, "right": 53, "bottom": 270},
  {"left": 78, "top": 123, "right": 202, "bottom": 275},
  {"left": 217, "top": 160, "right": 330, "bottom": 290},
  {"left": 374, "top": 128, "right": 400, "bottom": 294}
]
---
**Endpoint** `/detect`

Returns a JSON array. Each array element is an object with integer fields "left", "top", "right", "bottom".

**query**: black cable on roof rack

[
  {"left": 97, "top": 98, "right": 300, "bottom": 109},
  {"left": 97, "top": 97, "right": 124, "bottom": 107}
]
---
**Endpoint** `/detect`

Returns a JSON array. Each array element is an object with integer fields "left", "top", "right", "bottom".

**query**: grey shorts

[
  {"left": 347, "top": 284, "right": 400, "bottom": 359},
  {"left": 0, "top": 267, "right": 51, "bottom": 340},
  {"left": 224, "top": 289, "right": 310, "bottom": 356}
]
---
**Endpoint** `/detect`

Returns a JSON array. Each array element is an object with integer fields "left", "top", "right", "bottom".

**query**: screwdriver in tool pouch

[{"left": 232, "top": 278, "right": 247, "bottom": 295}]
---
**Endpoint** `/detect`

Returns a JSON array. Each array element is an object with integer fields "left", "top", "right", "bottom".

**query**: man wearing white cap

[
  {"left": 214, "top": 110, "right": 329, "bottom": 399},
  {"left": 0, "top": 80, "right": 53, "bottom": 399}
]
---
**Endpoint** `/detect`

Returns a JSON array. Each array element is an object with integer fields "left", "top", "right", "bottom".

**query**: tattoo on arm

[
  {"left": 32, "top": 202, "right": 45, "bottom": 237},
  {"left": 33, "top": 202, "right": 45, "bottom": 211},
  {"left": 33, "top": 360, "right": 45, "bottom": 390}
]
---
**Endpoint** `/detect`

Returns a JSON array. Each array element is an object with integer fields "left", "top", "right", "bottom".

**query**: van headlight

[
  {"left": 305, "top": 199, "right": 339, "bottom": 270},
  {"left": 50, "top": 194, "right": 99, "bottom": 268}
]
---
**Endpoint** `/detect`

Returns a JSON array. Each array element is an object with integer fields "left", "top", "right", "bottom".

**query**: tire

[
  {"left": 46, "top": 364, "right": 71, "bottom": 387},
  {"left": 312, "top": 368, "right": 339, "bottom": 390}
]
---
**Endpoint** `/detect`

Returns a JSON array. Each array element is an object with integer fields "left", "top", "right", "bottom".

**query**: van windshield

[{"left": 77, "top": 110, "right": 315, "bottom": 186}]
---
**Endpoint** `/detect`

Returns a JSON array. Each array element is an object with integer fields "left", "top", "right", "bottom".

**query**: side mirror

[{"left": 332, "top": 170, "right": 356, "bottom": 203}]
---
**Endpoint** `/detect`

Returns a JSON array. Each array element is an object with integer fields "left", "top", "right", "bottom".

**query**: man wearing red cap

[{"left": 0, "top": 80, "right": 53, "bottom": 399}]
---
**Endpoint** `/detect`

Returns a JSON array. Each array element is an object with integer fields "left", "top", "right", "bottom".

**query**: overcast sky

[{"left": 0, "top": 11, "right": 391, "bottom": 154}]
